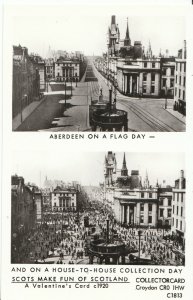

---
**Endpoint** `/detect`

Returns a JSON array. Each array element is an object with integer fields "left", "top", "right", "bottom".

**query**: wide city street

[
  {"left": 11, "top": 202, "right": 185, "bottom": 266},
  {"left": 14, "top": 59, "right": 185, "bottom": 132}
]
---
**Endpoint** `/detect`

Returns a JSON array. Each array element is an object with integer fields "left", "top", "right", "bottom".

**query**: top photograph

[{"left": 12, "top": 13, "right": 186, "bottom": 132}]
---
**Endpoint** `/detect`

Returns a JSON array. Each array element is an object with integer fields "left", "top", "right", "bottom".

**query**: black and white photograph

[
  {"left": 11, "top": 151, "right": 185, "bottom": 265},
  {"left": 2, "top": 1, "right": 193, "bottom": 299},
  {"left": 11, "top": 8, "right": 186, "bottom": 132}
]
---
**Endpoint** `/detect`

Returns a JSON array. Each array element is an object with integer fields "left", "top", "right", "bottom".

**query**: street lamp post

[
  {"left": 20, "top": 97, "right": 23, "bottom": 123},
  {"left": 138, "top": 230, "right": 142, "bottom": 259},
  {"left": 71, "top": 78, "right": 73, "bottom": 97},
  {"left": 65, "top": 79, "right": 67, "bottom": 108},
  {"left": 165, "top": 86, "right": 168, "bottom": 109},
  {"left": 61, "top": 209, "right": 64, "bottom": 239}
]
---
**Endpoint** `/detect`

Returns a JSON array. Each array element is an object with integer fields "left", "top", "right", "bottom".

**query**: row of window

[
  {"left": 173, "top": 205, "right": 183, "bottom": 217},
  {"left": 176, "top": 62, "right": 186, "bottom": 73},
  {"left": 159, "top": 208, "right": 172, "bottom": 218},
  {"left": 143, "top": 62, "right": 157, "bottom": 68},
  {"left": 143, "top": 73, "right": 155, "bottom": 82},
  {"left": 162, "top": 68, "right": 175, "bottom": 76},
  {"left": 140, "top": 215, "right": 152, "bottom": 224},
  {"left": 173, "top": 218, "right": 183, "bottom": 231},
  {"left": 141, "top": 192, "right": 153, "bottom": 198},
  {"left": 143, "top": 85, "right": 155, "bottom": 94},
  {"left": 175, "top": 75, "right": 186, "bottom": 87},
  {"left": 162, "top": 78, "right": 174, "bottom": 88},
  {"left": 159, "top": 198, "right": 172, "bottom": 206},
  {"left": 175, "top": 88, "right": 185, "bottom": 101},
  {"left": 173, "top": 192, "right": 184, "bottom": 202},
  {"left": 140, "top": 203, "right": 152, "bottom": 212}
]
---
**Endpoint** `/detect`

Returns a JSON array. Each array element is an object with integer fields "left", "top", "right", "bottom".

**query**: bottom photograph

[{"left": 11, "top": 151, "right": 185, "bottom": 266}]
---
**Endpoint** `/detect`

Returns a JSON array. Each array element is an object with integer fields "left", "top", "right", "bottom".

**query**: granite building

[{"left": 172, "top": 170, "right": 186, "bottom": 245}]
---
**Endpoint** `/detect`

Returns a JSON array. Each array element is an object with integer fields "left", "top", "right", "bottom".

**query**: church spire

[
  {"left": 144, "top": 170, "right": 150, "bottom": 188},
  {"left": 121, "top": 152, "right": 128, "bottom": 176},
  {"left": 124, "top": 18, "right": 131, "bottom": 46},
  {"left": 126, "top": 18, "right": 129, "bottom": 39},
  {"left": 156, "top": 179, "right": 159, "bottom": 188},
  {"left": 146, "top": 40, "right": 152, "bottom": 58}
]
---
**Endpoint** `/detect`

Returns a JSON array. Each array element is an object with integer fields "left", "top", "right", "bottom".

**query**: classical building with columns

[
  {"left": 51, "top": 186, "right": 77, "bottom": 212},
  {"left": 116, "top": 57, "right": 161, "bottom": 97},
  {"left": 95, "top": 15, "right": 183, "bottom": 99},
  {"left": 54, "top": 58, "right": 80, "bottom": 82},
  {"left": 114, "top": 188, "right": 158, "bottom": 227},
  {"left": 103, "top": 152, "right": 159, "bottom": 227}
]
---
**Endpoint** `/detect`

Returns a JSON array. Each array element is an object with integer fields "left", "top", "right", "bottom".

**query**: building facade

[
  {"left": 12, "top": 45, "right": 40, "bottom": 118},
  {"left": 114, "top": 188, "right": 158, "bottom": 227},
  {"left": 29, "top": 54, "right": 46, "bottom": 91},
  {"left": 11, "top": 175, "right": 36, "bottom": 236},
  {"left": 103, "top": 152, "right": 159, "bottom": 227},
  {"left": 45, "top": 58, "right": 55, "bottom": 80},
  {"left": 172, "top": 170, "right": 186, "bottom": 245},
  {"left": 54, "top": 58, "right": 80, "bottom": 82},
  {"left": 160, "top": 58, "right": 175, "bottom": 98},
  {"left": 51, "top": 186, "right": 77, "bottom": 212},
  {"left": 158, "top": 188, "right": 173, "bottom": 227},
  {"left": 174, "top": 41, "right": 186, "bottom": 115}
]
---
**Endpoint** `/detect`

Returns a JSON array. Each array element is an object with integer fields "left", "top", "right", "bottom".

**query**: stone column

[
  {"left": 124, "top": 206, "right": 127, "bottom": 223},
  {"left": 152, "top": 203, "right": 157, "bottom": 227},
  {"left": 136, "top": 203, "right": 140, "bottom": 226},
  {"left": 144, "top": 203, "right": 149, "bottom": 226},
  {"left": 120, "top": 205, "right": 123, "bottom": 224},
  {"left": 89, "top": 256, "right": 93, "bottom": 264},
  {"left": 134, "top": 205, "right": 137, "bottom": 224},
  {"left": 127, "top": 205, "right": 130, "bottom": 225},
  {"left": 124, "top": 75, "right": 127, "bottom": 94},
  {"left": 137, "top": 76, "right": 139, "bottom": 93},
  {"left": 130, "top": 76, "right": 132, "bottom": 94}
]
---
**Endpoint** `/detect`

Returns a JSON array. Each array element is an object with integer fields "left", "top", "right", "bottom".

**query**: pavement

[
  {"left": 14, "top": 82, "right": 91, "bottom": 132},
  {"left": 41, "top": 82, "right": 91, "bottom": 132},
  {"left": 12, "top": 97, "right": 46, "bottom": 131},
  {"left": 165, "top": 106, "right": 186, "bottom": 124}
]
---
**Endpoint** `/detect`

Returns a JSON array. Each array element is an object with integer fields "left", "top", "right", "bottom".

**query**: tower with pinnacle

[
  {"left": 124, "top": 18, "right": 131, "bottom": 47},
  {"left": 144, "top": 170, "right": 150, "bottom": 189},
  {"left": 107, "top": 15, "right": 120, "bottom": 56},
  {"left": 121, "top": 153, "right": 128, "bottom": 176},
  {"left": 104, "top": 152, "right": 117, "bottom": 186}
]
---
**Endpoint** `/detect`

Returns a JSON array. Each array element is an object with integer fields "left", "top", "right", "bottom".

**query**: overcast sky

[
  {"left": 12, "top": 13, "right": 185, "bottom": 57},
  {"left": 12, "top": 151, "right": 185, "bottom": 187}
]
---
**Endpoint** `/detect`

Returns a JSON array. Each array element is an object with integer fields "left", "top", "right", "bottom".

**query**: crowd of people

[{"left": 11, "top": 206, "right": 185, "bottom": 266}]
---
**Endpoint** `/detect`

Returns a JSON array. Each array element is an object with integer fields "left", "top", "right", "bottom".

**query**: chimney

[
  {"left": 180, "top": 170, "right": 184, "bottom": 189},
  {"left": 183, "top": 40, "right": 186, "bottom": 59},
  {"left": 111, "top": 15, "right": 116, "bottom": 25},
  {"left": 106, "top": 218, "right": 109, "bottom": 243}
]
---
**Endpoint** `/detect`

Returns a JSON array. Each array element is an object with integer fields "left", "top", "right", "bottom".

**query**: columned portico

[
  {"left": 123, "top": 73, "right": 139, "bottom": 96},
  {"left": 121, "top": 203, "right": 135, "bottom": 225},
  {"left": 116, "top": 199, "right": 158, "bottom": 227}
]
